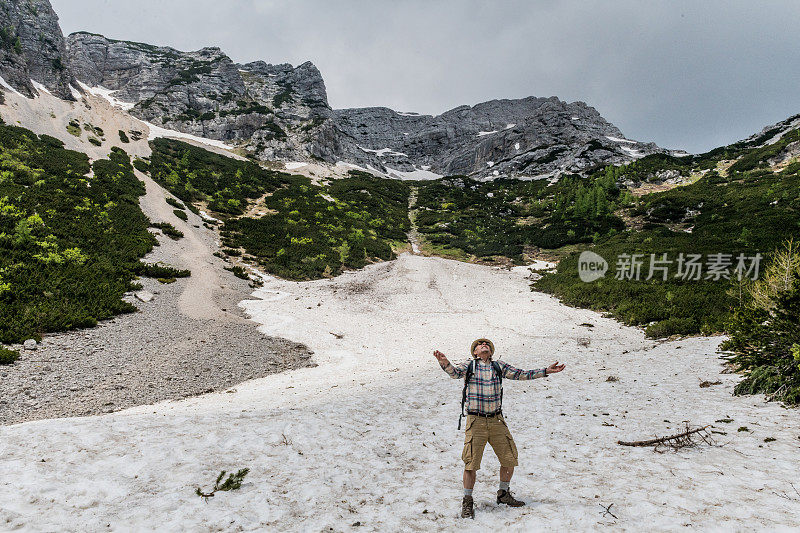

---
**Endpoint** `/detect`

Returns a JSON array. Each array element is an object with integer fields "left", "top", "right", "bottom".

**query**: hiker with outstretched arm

[{"left": 433, "top": 338, "right": 565, "bottom": 519}]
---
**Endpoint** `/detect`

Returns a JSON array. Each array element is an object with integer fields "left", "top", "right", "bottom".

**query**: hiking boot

[
  {"left": 497, "top": 489, "right": 525, "bottom": 507},
  {"left": 461, "top": 495, "right": 474, "bottom": 519}
]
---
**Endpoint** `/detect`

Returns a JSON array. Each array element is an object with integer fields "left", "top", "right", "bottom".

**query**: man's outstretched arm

[
  {"left": 433, "top": 350, "right": 469, "bottom": 378},
  {"left": 497, "top": 360, "right": 566, "bottom": 380}
]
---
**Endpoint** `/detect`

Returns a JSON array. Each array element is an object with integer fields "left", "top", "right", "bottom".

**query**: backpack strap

[
  {"left": 458, "top": 359, "right": 476, "bottom": 430},
  {"left": 491, "top": 360, "right": 504, "bottom": 414}
]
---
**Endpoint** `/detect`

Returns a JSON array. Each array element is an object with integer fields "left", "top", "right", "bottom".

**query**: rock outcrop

[
  {"left": 66, "top": 32, "right": 340, "bottom": 161},
  {"left": 332, "top": 97, "right": 666, "bottom": 177},
  {"left": 0, "top": 0, "right": 75, "bottom": 99}
]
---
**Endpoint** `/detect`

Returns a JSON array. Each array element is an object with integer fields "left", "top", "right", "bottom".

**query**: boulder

[{"left": 135, "top": 290, "right": 154, "bottom": 303}]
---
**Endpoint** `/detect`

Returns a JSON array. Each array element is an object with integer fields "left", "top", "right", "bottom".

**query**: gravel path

[{"left": 0, "top": 169, "right": 314, "bottom": 426}]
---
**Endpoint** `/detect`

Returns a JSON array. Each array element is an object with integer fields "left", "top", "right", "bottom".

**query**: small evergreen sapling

[{"left": 195, "top": 469, "right": 249, "bottom": 501}]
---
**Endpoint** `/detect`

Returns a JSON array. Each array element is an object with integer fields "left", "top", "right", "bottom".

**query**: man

[{"left": 433, "top": 338, "right": 565, "bottom": 519}]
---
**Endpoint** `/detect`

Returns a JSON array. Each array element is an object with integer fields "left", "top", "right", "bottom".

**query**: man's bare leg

[
  {"left": 462, "top": 469, "right": 476, "bottom": 518},
  {"left": 463, "top": 469, "right": 476, "bottom": 489},
  {"left": 500, "top": 466, "right": 514, "bottom": 483}
]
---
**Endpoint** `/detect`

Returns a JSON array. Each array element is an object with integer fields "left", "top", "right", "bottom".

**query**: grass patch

[{"left": 66, "top": 120, "right": 81, "bottom": 137}]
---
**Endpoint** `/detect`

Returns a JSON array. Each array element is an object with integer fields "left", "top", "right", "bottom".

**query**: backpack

[{"left": 458, "top": 359, "right": 503, "bottom": 430}]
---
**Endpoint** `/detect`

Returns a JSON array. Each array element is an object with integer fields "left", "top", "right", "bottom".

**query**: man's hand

[
  {"left": 433, "top": 350, "right": 449, "bottom": 366},
  {"left": 546, "top": 361, "right": 565, "bottom": 374}
]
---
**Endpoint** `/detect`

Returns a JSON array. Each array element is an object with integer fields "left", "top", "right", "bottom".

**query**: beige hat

[{"left": 470, "top": 338, "right": 495, "bottom": 358}]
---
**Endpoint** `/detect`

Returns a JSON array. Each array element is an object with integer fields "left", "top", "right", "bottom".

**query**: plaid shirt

[{"left": 440, "top": 358, "right": 546, "bottom": 415}]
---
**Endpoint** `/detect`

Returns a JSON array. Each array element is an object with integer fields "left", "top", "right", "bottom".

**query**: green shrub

[
  {"left": 150, "top": 221, "right": 183, "bottom": 239},
  {"left": 132, "top": 158, "right": 150, "bottom": 173},
  {"left": 118, "top": 130, "right": 130, "bottom": 143},
  {"left": 83, "top": 123, "right": 104, "bottom": 138},
  {"left": 166, "top": 197, "right": 184, "bottom": 209},
  {"left": 149, "top": 138, "right": 291, "bottom": 215},
  {"left": 414, "top": 170, "right": 626, "bottom": 259},
  {"left": 88, "top": 137, "right": 102, "bottom": 146},
  {"left": 534, "top": 154, "right": 800, "bottom": 337},
  {"left": 220, "top": 171, "right": 407, "bottom": 280},
  {"left": 134, "top": 262, "right": 190, "bottom": 279},
  {"left": 173, "top": 209, "right": 188, "bottom": 221},
  {"left": 644, "top": 317, "right": 698, "bottom": 337},
  {"left": 225, "top": 265, "right": 250, "bottom": 280},
  {"left": 0, "top": 346, "right": 20, "bottom": 365}
]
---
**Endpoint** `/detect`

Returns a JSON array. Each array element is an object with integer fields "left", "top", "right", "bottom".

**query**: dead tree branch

[
  {"left": 618, "top": 423, "right": 713, "bottom": 451},
  {"left": 599, "top": 503, "right": 618, "bottom": 519}
]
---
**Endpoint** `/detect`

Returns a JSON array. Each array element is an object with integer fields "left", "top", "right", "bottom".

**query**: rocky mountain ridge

[
  {"left": 332, "top": 97, "right": 669, "bottom": 177},
  {"left": 63, "top": 31, "right": 671, "bottom": 177},
  {"left": 2, "top": 0, "right": 676, "bottom": 179},
  {"left": 0, "top": 0, "right": 75, "bottom": 100}
]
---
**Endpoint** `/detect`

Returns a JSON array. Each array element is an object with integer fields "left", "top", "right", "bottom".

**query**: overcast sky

[{"left": 51, "top": 0, "right": 800, "bottom": 153}]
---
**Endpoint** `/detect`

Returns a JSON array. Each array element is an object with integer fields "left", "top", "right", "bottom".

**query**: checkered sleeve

[
  {"left": 496, "top": 360, "right": 546, "bottom": 380},
  {"left": 441, "top": 359, "right": 470, "bottom": 379}
]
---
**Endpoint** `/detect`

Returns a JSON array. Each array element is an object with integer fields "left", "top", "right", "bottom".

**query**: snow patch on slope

[
  {"left": 384, "top": 165, "right": 443, "bottom": 181},
  {"left": 30, "top": 80, "right": 51, "bottom": 96},
  {"left": 620, "top": 145, "right": 644, "bottom": 158},
  {"left": 358, "top": 146, "right": 408, "bottom": 157},
  {"left": 605, "top": 135, "right": 637, "bottom": 144},
  {"left": 77, "top": 82, "right": 135, "bottom": 111},
  {"left": 0, "top": 75, "right": 24, "bottom": 97},
  {"left": 144, "top": 121, "right": 233, "bottom": 150}
]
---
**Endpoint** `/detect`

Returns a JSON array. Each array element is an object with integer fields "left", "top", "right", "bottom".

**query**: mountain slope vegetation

[
  {"left": 533, "top": 129, "right": 800, "bottom": 337},
  {"left": 0, "top": 123, "right": 157, "bottom": 343},
  {"left": 147, "top": 139, "right": 410, "bottom": 280}
]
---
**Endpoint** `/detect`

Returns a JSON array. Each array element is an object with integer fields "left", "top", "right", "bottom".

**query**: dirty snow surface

[{"left": 2, "top": 255, "right": 800, "bottom": 531}]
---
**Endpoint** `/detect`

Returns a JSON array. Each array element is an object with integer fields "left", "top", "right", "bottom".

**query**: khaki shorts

[{"left": 462, "top": 413, "right": 519, "bottom": 471}]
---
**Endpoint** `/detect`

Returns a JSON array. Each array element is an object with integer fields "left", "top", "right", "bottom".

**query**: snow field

[{"left": 1, "top": 255, "right": 799, "bottom": 531}]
